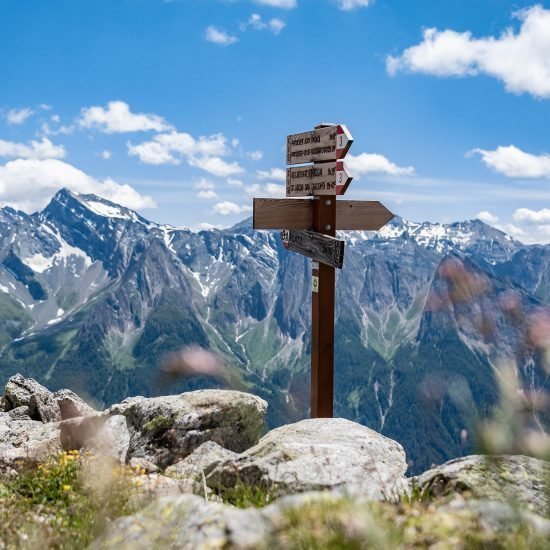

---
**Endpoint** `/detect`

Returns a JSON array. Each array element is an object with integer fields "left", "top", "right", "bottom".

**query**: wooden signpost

[
  {"left": 253, "top": 123, "right": 395, "bottom": 418},
  {"left": 286, "top": 161, "right": 353, "bottom": 196}
]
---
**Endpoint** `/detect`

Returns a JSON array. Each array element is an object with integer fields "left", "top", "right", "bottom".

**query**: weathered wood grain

[
  {"left": 287, "top": 126, "right": 337, "bottom": 165},
  {"left": 253, "top": 198, "right": 394, "bottom": 231},
  {"left": 287, "top": 125, "right": 353, "bottom": 165},
  {"left": 336, "top": 201, "right": 395, "bottom": 230},
  {"left": 286, "top": 162, "right": 353, "bottom": 197},
  {"left": 253, "top": 198, "right": 313, "bottom": 229},
  {"left": 281, "top": 230, "right": 344, "bottom": 269}
]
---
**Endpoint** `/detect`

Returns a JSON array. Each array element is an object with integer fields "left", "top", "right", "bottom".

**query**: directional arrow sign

[
  {"left": 253, "top": 198, "right": 395, "bottom": 231},
  {"left": 287, "top": 125, "right": 353, "bottom": 165},
  {"left": 281, "top": 229, "right": 345, "bottom": 269},
  {"left": 286, "top": 161, "right": 353, "bottom": 197}
]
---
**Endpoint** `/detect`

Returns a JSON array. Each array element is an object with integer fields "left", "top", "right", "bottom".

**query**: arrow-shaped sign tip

[{"left": 336, "top": 125, "right": 353, "bottom": 160}]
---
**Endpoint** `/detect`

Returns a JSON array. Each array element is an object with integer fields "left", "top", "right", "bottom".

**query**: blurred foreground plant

[{"left": 0, "top": 450, "right": 141, "bottom": 549}]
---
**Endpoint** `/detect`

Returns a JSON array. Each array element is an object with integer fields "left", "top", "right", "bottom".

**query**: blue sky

[{"left": 1, "top": 0, "right": 550, "bottom": 242}]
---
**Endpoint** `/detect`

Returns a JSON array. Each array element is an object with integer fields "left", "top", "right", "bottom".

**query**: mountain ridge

[{"left": 0, "top": 188, "right": 548, "bottom": 473}]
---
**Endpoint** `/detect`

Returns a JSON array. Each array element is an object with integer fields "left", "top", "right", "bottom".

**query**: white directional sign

[
  {"left": 286, "top": 161, "right": 353, "bottom": 197},
  {"left": 287, "top": 125, "right": 353, "bottom": 165}
]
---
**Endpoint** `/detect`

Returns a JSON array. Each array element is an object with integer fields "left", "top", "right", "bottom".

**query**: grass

[
  {"left": 216, "top": 479, "right": 279, "bottom": 508},
  {"left": 0, "top": 451, "right": 142, "bottom": 549},
  {"left": 267, "top": 497, "right": 550, "bottom": 550}
]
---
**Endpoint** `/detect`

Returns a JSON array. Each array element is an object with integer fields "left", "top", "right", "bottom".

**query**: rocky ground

[{"left": 0, "top": 374, "right": 549, "bottom": 549}]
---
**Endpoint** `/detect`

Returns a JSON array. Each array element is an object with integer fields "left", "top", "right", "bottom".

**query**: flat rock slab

[
  {"left": 90, "top": 490, "right": 550, "bottom": 549},
  {"left": 208, "top": 418, "right": 407, "bottom": 500},
  {"left": 108, "top": 390, "right": 267, "bottom": 468},
  {"left": 413, "top": 454, "right": 550, "bottom": 517},
  {"left": 164, "top": 441, "right": 238, "bottom": 482},
  {"left": 90, "top": 494, "right": 267, "bottom": 550}
]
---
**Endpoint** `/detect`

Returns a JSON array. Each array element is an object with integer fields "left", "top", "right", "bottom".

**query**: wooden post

[
  {"left": 311, "top": 195, "right": 336, "bottom": 418},
  {"left": 252, "top": 122, "right": 395, "bottom": 420}
]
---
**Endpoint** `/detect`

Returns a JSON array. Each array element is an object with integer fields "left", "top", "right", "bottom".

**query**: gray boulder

[
  {"left": 54, "top": 389, "right": 96, "bottom": 420},
  {"left": 3, "top": 374, "right": 95, "bottom": 423},
  {"left": 4, "top": 374, "right": 52, "bottom": 412},
  {"left": 208, "top": 418, "right": 408, "bottom": 500},
  {"left": 164, "top": 441, "right": 238, "bottom": 487},
  {"left": 90, "top": 494, "right": 268, "bottom": 550},
  {"left": 412, "top": 455, "right": 550, "bottom": 517},
  {"left": 108, "top": 390, "right": 267, "bottom": 468},
  {"left": 0, "top": 414, "right": 62, "bottom": 471}
]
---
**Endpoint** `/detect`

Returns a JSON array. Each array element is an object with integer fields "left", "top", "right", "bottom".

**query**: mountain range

[{"left": 1, "top": 188, "right": 548, "bottom": 473}]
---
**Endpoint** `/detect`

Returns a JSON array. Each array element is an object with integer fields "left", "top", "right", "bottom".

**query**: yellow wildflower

[{"left": 62, "top": 485, "right": 71, "bottom": 492}]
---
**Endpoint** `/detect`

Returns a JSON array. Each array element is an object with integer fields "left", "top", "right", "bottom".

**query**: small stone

[
  {"left": 7, "top": 406, "right": 31, "bottom": 420},
  {"left": 164, "top": 441, "right": 238, "bottom": 482}
]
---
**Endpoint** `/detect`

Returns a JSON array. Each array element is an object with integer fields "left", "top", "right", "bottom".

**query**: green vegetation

[
  {"left": 144, "top": 414, "right": 173, "bottom": 433},
  {"left": 0, "top": 451, "right": 141, "bottom": 549},
  {"left": 0, "top": 294, "right": 33, "bottom": 348},
  {"left": 216, "top": 479, "right": 279, "bottom": 509},
  {"left": 268, "top": 497, "right": 549, "bottom": 550}
]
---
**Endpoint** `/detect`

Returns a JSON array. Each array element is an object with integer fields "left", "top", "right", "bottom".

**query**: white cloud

[
  {"left": 513, "top": 207, "right": 550, "bottom": 225},
  {"left": 500, "top": 223, "right": 529, "bottom": 240},
  {"left": 257, "top": 168, "right": 286, "bottom": 181},
  {"left": 194, "top": 178, "right": 215, "bottom": 190},
  {"left": 196, "top": 222, "right": 224, "bottom": 231},
  {"left": 194, "top": 178, "right": 218, "bottom": 199},
  {"left": 476, "top": 210, "right": 499, "bottom": 224},
  {"left": 242, "top": 14, "right": 286, "bottom": 34},
  {"left": 263, "top": 182, "right": 285, "bottom": 197},
  {"left": 347, "top": 153, "right": 415, "bottom": 177},
  {"left": 227, "top": 178, "right": 243, "bottom": 187},
  {"left": 40, "top": 122, "right": 75, "bottom": 136},
  {"left": 470, "top": 145, "right": 550, "bottom": 178},
  {"left": 189, "top": 156, "right": 244, "bottom": 177},
  {"left": 244, "top": 182, "right": 284, "bottom": 197},
  {"left": 338, "top": 0, "right": 373, "bottom": 10},
  {"left": 6, "top": 108, "right": 34, "bottom": 125},
  {"left": 213, "top": 201, "right": 252, "bottom": 216},
  {"left": 0, "top": 158, "right": 154, "bottom": 213},
  {"left": 387, "top": 6, "right": 550, "bottom": 98},
  {"left": 0, "top": 138, "right": 66, "bottom": 160},
  {"left": 244, "top": 183, "right": 261, "bottom": 196},
  {"left": 129, "top": 132, "right": 229, "bottom": 163},
  {"left": 100, "top": 150, "right": 112, "bottom": 160},
  {"left": 78, "top": 101, "right": 172, "bottom": 133},
  {"left": 246, "top": 150, "right": 264, "bottom": 161},
  {"left": 253, "top": 0, "right": 296, "bottom": 8},
  {"left": 128, "top": 131, "right": 243, "bottom": 176},
  {"left": 205, "top": 26, "right": 238, "bottom": 46},
  {"left": 198, "top": 190, "right": 218, "bottom": 199}
]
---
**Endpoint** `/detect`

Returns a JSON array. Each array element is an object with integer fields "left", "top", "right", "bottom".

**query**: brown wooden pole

[{"left": 311, "top": 195, "right": 336, "bottom": 418}]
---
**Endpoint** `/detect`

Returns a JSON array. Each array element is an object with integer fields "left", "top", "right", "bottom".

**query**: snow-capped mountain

[{"left": 0, "top": 189, "right": 548, "bottom": 472}]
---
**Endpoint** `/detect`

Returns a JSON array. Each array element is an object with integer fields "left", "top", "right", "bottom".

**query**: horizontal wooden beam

[
  {"left": 336, "top": 200, "right": 395, "bottom": 230},
  {"left": 253, "top": 198, "right": 313, "bottom": 230},
  {"left": 253, "top": 198, "right": 394, "bottom": 231},
  {"left": 281, "top": 230, "right": 345, "bottom": 269}
]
